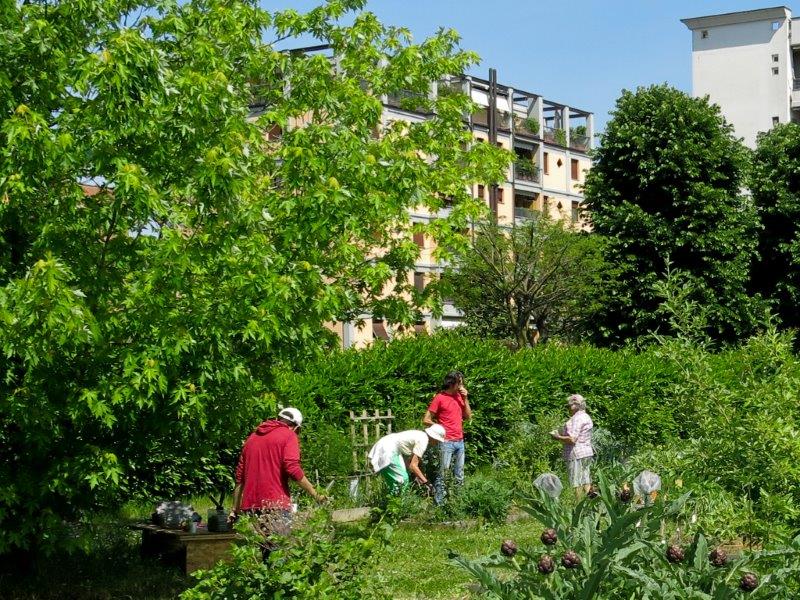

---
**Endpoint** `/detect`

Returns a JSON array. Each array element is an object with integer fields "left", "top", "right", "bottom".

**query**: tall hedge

[
  {"left": 275, "top": 331, "right": 800, "bottom": 533},
  {"left": 274, "top": 333, "right": 686, "bottom": 475}
]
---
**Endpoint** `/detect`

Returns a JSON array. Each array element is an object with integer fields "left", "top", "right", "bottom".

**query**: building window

[
  {"left": 543, "top": 152, "right": 550, "bottom": 175},
  {"left": 773, "top": 116, "right": 780, "bottom": 125},
  {"left": 571, "top": 201, "right": 580, "bottom": 223},
  {"left": 773, "top": 67, "right": 780, "bottom": 75},
  {"left": 571, "top": 159, "right": 579, "bottom": 180},
  {"left": 701, "top": 30, "right": 708, "bottom": 38},
  {"left": 773, "top": 21, "right": 781, "bottom": 31},
  {"left": 773, "top": 54, "right": 780, "bottom": 62},
  {"left": 497, "top": 187, "right": 504, "bottom": 203},
  {"left": 414, "top": 272, "right": 425, "bottom": 293},
  {"left": 413, "top": 231, "right": 425, "bottom": 248},
  {"left": 477, "top": 184, "right": 485, "bottom": 199},
  {"left": 542, "top": 195, "right": 550, "bottom": 213}
]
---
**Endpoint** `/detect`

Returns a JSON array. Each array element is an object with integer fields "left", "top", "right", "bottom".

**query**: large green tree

[
  {"left": 583, "top": 84, "right": 762, "bottom": 345},
  {"left": 750, "top": 123, "right": 800, "bottom": 330},
  {"left": 446, "top": 218, "right": 606, "bottom": 347},
  {"left": 0, "top": 0, "right": 505, "bottom": 552}
]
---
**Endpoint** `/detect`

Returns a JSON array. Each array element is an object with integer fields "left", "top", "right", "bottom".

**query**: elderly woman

[{"left": 551, "top": 394, "right": 594, "bottom": 497}]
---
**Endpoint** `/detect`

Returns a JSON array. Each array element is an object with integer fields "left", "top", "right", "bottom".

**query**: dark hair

[{"left": 442, "top": 370, "right": 464, "bottom": 390}]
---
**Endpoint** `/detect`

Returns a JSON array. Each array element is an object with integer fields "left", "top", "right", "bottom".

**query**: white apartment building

[
  {"left": 682, "top": 6, "right": 800, "bottom": 147},
  {"left": 336, "top": 75, "right": 595, "bottom": 347}
]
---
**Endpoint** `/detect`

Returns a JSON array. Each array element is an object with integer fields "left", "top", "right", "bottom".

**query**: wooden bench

[{"left": 131, "top": 523, "right": 239, "bottom": 574}]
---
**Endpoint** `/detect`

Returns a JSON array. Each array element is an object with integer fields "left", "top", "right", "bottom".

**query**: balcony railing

[
  {"left": 543, "top": 126, "right": 567, "bottom": 147},
  {"left": 514, "top": 206, "right": 539, "bottom": 220},
  {"left": 794, "top": 77, "right": 800, "bottom": 91},
  {"left": 471, "top": 108, "right": 511, "bottom": 130},
  {"left": 569, "top": 134, "right": 590, "bottom": 152},
  {"left": 514, "top": 160, "right": 542, "bottom": 183},
  {"left": 386, "top": 89, "right": 427, "bottom": 112}
]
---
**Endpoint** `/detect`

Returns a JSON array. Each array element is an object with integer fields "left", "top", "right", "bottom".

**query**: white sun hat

[
  {"left": 425, "top": 424, "right": 446, "bottom": 442},
  {"left": 278, "top": 407, "right": 303, "bottom": 427}
]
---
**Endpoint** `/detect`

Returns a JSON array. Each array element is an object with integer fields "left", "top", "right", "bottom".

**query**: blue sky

[{"left": 267, "top": 1, "right": 786, "bottom": 131}]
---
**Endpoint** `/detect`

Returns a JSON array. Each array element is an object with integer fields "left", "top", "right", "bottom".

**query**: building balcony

[
  {"left": 472, "top": 108, "right": 511, "bottom": 130},
  {"left": 569, "top": 133, "right": 590, "bottom": 152},
  {"left": 514, "top": 206, "right": 539, "bottom": 221},
  {"left": 514, "top": 160, "right": 542, "bottom": 183},
  {"left": 513, "top": 115, "right": 540, "bottom": 138},
  {"left": 543, "top": 126, "right": 567, "bottom": 147},
  {"left": 385, "top": 90, "right": 427, "bottom": 112}
]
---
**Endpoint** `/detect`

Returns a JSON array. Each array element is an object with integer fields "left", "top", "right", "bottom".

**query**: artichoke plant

[{"left": 450, "top": 471, "right": 800, "bottom": 598}]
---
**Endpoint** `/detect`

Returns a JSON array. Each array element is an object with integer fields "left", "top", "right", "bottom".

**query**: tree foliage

[
  {"left": 750, "top": 123, "right": 800, "bottom": 330},
  {"left": 445, "top": 218, "right": 606, "bottom": 347},
  {"left": 583, "top": 84, "right": 762, "bottom": 345},
  {"left": 0, "top": 0, "right": 505, "bottom": 552}
]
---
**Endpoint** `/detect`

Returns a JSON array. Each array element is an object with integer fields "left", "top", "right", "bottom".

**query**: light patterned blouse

[{"left": 563, "top": 409, "right": 594, "bottom": 461}]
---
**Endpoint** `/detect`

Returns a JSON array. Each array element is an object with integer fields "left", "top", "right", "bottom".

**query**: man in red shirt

[
  {"left": 230, "top": 407, "right": 325, "bottom": 522},
  {"left": 423, "top": 371, "right": 472, "bottom": 505}
]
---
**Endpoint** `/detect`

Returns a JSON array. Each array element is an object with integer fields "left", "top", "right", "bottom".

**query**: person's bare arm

[
  {"left": 422, "top": 410, "right": 435, "bottom": 427},
  {"left": 407, "top": 454, "right": 429, "bottom": 484},
  {"left": 460, "top": 387, "right": 472, "bottom": 421},
  {"left": 228, "top": 483, "right": 244, "bottom": 522},
  {"left": 231, "top": 483, "right": 243, "bottom": 511},
  {"left": 550, "top": 429, "right": 575, "bottom": 443},
  {"left": 296, "top": 476, "right": 328, "bottom": 502}
]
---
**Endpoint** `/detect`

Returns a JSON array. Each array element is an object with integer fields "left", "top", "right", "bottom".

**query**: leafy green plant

[
  {"left": 553, "top": 128, "right": 567, "bottom": 147},
  {"left": 525, "top": 117, "right": 540, "bottom": 135},
  {"left": 451, "top": 472, "right": 800, "bottom": 598},
  {"left": 439, "top": 474, "right": 513, "bottom": 524},
  {"left": 182, "top": 510, "right": 392, "bottom": 600}
]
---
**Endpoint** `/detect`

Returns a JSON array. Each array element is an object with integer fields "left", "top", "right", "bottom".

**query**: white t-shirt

[{"left": 368, "top": 430, "right": 429, "bottom": 473}]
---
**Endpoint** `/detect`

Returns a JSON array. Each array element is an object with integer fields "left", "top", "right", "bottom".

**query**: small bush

[
  {"left": 438, "top": 474, "right": 512, "bottom": 524},
  {"left": 182, "top": 511, "right": 391, "bottom": 600}
]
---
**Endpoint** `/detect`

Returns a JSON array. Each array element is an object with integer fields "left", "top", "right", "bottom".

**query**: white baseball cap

[
  {"left": 425, "top": 424, "right": 446, "bottom": 442},
  {"left": 278, "top": 407, "right": 303, "bottom": 427}
]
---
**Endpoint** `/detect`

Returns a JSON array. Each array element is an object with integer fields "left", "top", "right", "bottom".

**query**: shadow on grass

[{"left": 0, "top": 519, "right": 190, "bottom": 600}]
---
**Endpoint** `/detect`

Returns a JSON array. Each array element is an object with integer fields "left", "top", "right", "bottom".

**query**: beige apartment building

[{"left": 334, "top": 74, "right": 594, "bottom": 348}]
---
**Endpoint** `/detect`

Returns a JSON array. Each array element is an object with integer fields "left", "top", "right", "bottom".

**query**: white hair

[{"left": 567, "top": 394, "right": 586, "bottom": 410}]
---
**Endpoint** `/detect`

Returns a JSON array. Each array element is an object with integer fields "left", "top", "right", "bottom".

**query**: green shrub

[
  {"left": 277, "top": 332, "right": 687, "bottom": 478},
  {"left": 493, "top": 417, "right": 563, "bottom": 483},
  {"left": 182, "top": 511, "right": 391, "bottom": 600},
  {"left": 455, "top": 476, "right": 512, "bottom": 523}
]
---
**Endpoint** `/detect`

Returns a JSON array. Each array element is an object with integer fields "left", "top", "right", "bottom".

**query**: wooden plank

[
  {"left": 331, "top": 507, "right": 371, "bottom": 523},
  {"left": 350, "top": 410, "right": 358, "bottom": 473}
]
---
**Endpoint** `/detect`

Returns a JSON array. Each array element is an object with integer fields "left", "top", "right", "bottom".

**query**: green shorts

[{"left": 379, "top": 454, "right": 409, "bottom": 494}]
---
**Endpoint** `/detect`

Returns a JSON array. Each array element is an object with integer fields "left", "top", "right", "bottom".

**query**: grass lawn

[{"left": 371, "top": 519, "right": 540, "bottom": 599}]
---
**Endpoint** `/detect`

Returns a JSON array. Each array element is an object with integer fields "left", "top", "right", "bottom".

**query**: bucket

[{"left": 207, "top": 509, "right": 229, "bottom": 532}]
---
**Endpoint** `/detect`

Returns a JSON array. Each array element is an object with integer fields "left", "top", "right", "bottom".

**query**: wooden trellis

[{"left": 349, "top": 409, "right": 394, "bottom": 496}]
